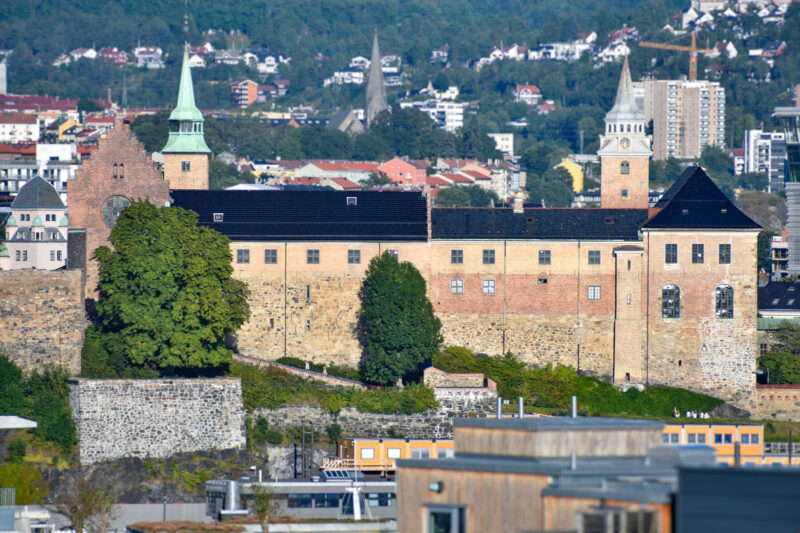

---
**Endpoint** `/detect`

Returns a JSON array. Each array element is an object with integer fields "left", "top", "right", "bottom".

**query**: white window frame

[
  {"left": 360, "top": 447, "right": 375, "bottom": 460},
  {"left": 450, "top": 279, "right": 464, "bottom": 294},
  {"left": 588, "top": 285, "right": 601, "bottom": 300},
  {"left": 482, "top": 279, "right": 496, "bottom": 295},
  {"left": 386, "top": 447, "right": 401, "bottom": 460}
]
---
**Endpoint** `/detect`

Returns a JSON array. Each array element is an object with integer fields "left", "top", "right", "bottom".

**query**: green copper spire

[{"left": 162, "top": 46, "right": 211, "bottom": 154}]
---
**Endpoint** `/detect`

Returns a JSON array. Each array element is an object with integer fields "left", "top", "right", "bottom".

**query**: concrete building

[
  {"left": 487, "top": 133, "right": 514, "bottom": 157},
  {"left": 230, "top": 79, "right": 258, "bottom": 107},
  {"left": 3, "top": 176, "right": 67, "bottom": 270},
  {"left": 0, "top": 143, "right": 80, "bottom": 201},
  {"left": 376, "top": 157, "right": 428, "bottom": 187},
  {"left": 399, "top": 100, "right": 465, "bottom": 133},
  {"left": 743, "top": 129, "right": 786, "bottom": 192},
  {"left": 774, "top": 108, "right": 800, "bottom": 274},
  {"left": 637, "top": 79, "right": 726, "bottom": 160},
  {"left": 161, "top": 46, "right": 211, "bottom": 190}
]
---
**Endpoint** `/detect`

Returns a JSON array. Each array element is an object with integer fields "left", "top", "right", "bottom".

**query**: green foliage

[
  {"left": 0, "top": 463, "right": 49, "bottom": 504},
  {"left": 276, "top": 357, "right": 324, "bottom": 373},
  {"left": 81, "top": 326, "right": 160, "bottom": 378},
  {"left": 0, "top": 354, "right": 25, "bottom": 415},
  {"left": 360, "top": 172, "right": 395, "bottom": 189},
  {"left": 8, "top": 440, "right": 26, "bottom": 464},
  {"left": 77, "top": 98, "right": 102, "bottom": 114},
  {"left": 433, "top": 346, "right": 723, "bottom": 416},
  {"left": 359, "top": 252, "right": 442, "bottom": 386},
  {"left": 246, "top": 416, "right": 284, "bottom": 447},
  {"left": 325, "top": 364, "right": 361, "bottom": 381},
  {"left": 436, "top": 185, "right": 500, "bottom": 207},
  {"left": 209, "top": 160, "right": 252, "bottom": 190},
  {"left": 25, "top": 366, "right": 76, "bottom": 451},
  {"left": 758, "top": 230, "right": 776, "bottom": 273},
  {"left": 229, "top": 361, "right": 437, "bottom": 415},
  {"left": 93, "top": 201, "right": 250, "bottom": 374},
  {"left": 327, "top": 423, "right": 343, "bottom": 442},
  {"left": 759, "top": 322, "right": 800, "bottom": 384},
  {"left": 527, "top": 167, "right": 575, "bottom": 207}
]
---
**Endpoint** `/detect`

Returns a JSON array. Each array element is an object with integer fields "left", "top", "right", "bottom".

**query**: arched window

[
  {"left": 118, "top": 163, "right": 124, "bottom": 179},
  {"left": 112, "top": 163, "right": 118, "bottom": 179},
  {"left": 716, "top": 284, "right": 734, "bottom": 319},
  {"left": 662, "top": 284, "right": 680, "bottom": 318},
  {"left": 620, "top": 161, "right": 630, "bottom": 174},
  {"left": 627, "top": 124, "right": 631, "bottom": 132}
]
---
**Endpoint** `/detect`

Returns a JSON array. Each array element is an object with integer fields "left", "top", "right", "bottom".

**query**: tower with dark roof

[
  {"left": 161, "top": 43, "right": 211, "bottom": 190},
  {"left": 597, "top": 56, "right": 652, "bottom": 209},
  {"left": 365, "top": 30, "right": 388, "bottom": 128}
]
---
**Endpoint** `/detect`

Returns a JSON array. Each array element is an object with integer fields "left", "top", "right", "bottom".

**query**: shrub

[
  {"left": 0, "top": 462, "right": 49, "bottom": 504},
  {"left": 327, "top": 423, "right": 342, "bottom": 442},
  {"left": 326, "top": 364, "right": 361, "bottom": 381},
  {"left": 8, "top": 440, "right": 26, "bottom": 463}
]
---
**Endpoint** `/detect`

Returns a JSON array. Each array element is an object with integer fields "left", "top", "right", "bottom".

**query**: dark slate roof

[
  {"left": 170, "top": 189, "right": 428, "bottom": 241},
  {"left": 11, "top": 176, "right": 64, "bottom": 209},
  {"left": 454, "top": 416, "right": 664, "bottom": 432},
  {"left": 757, "top": 281, "right": 800, "bottom": 311},
  {"left": 432, "top": 207, "right": 649, "bottom": 240},
  {"left": 643, "top": 166, "right": 760, "bottom": 230}
]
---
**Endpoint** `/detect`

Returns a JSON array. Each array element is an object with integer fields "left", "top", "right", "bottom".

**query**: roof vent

[
  {"left": 346, "top": 196, "right": 357, "bottom": 206},
  {"left": 721, "top": 208, "right": 727, "bottom": 214},
  {"left": 681, "top": 209, "right": 689, "bottom": 215},
  {"left": 213, "top": 213, "right": 224, "bottom": 222},
  {"left": 604, "top": 217, "right": 615, "bottom": 225}
]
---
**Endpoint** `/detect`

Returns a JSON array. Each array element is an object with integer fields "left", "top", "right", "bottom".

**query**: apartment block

[
  {"left": 637, "top": 80, "right": 726, "bottom": 160},
  {"left": 743, "top": 129, "right": 786, "bottom": 192}
]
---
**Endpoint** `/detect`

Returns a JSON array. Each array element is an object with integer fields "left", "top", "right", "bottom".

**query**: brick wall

[
  {"left": 67, "top": 119, "right": 170, "bottom": 298},
  {"left": 163, "top": 153, "right": 209, "bottom": 190},
  {"left": 754, "top": 385, "right": 800, "bottom": 420},
  {"left": 70, "top": 378, "right": 246, "bottom": 465},
  {"left": 0, "top": 269, "right": 84, "bottom": 374}
]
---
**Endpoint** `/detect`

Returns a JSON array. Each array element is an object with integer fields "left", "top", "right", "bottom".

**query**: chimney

[{"left": 513, "top": 193, "right": 524, "bottom": 214}]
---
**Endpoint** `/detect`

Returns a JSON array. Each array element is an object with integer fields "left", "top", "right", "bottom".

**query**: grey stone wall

[
  {"left": 254, "top": 395, "right": 495, "bottom": 441},
  {"left": 70, "top": 378, "right": 246, "bottom": 465}
]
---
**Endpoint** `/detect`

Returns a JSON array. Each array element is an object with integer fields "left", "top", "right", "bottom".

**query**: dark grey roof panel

[
  {"left": 758, "top": 282, "right": 800, "bottom": 311},
  {"left": 432, "top": 208, "right": 649, "bottom": 240},
  {"left": 170, "top": 189, "right": 428, "bottom": 241},
  {"left": 11, "top": 176, "right": 65, "bottom": 209},
  {"left": 644, "top": 166, "right": 760, "bottom": 230}
]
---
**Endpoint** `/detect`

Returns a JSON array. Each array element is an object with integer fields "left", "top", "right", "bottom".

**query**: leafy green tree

[
  {"left": 26, "top": 366, "right": 76, "bottom": 450},
  {"left": 210, "top": 160, "right": 251, "bottom": 190},
  {"left": 758, "top": 230, "right": 776, "bottom": 273},
  {"left": 94, "top": 201, "right": 250, "bottom": 374},
  {"left": 0, "top": 463, "right": 48, "bottom": 504},
  {"left": 77, "top": 98, "right": 102, "bottom": 114},
  {"left": 759, "top": 322, "right": 800, "bottom": 383},
  {"left": 435, "top": 186, "right": 471, "bottom": 207},
  {"left": 361, "top": 171, "right": 395, "bottom": 189},
  {"left": 252, "top": 484, "right": 276, "bottom": 533},
  {"left": 57, "top": 475, "right": 116, "bottom": 533},
  {"left": 432, "top": 72, "right": 450, "bottom": 91},
  {"left": 0, "top": 354, "right": 25, "bottom": 415},
  {"left": 527, "top": 167, "right": 574, "bottom": 207},
  {"left": 465, "top": 184, "right": 500, "bottom": 206},
  {"left": 359, "top": 252, "right": 442, "bottom": 386}
]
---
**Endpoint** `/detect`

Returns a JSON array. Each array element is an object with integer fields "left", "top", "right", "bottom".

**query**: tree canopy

[
  {"left": 93, "top": 201, "right": 250, "bottom": 374},
  {"left": 359, "top": 252, "right": 442, "bottom": 386}
]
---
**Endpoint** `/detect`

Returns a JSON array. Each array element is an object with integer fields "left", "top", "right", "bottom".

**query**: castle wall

[
  {"left": 69, "top": 378, "right": 246, "bottom": 465},
  {"left": 163, "top": 153, "right": 209, "bottom": 190},
  {"left": 0, "top": 269, "right": 84, "bottom": 374}
]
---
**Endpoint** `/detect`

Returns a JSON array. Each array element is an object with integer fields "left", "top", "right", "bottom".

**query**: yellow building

[
  {"left": 555, "top": 158, "right": 584, "bottom": 193},
  {"left": 324, "top": 438, "right": 455, "bottom": 475}
]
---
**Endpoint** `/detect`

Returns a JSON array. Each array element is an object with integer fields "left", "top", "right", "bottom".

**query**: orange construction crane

[{"left": 638, "top": 32, "right": 713, "bottom": 81}]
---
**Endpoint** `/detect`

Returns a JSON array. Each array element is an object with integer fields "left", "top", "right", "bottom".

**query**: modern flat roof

[{"left": 453, "top": 416, "right": 665, "bottom": 432}]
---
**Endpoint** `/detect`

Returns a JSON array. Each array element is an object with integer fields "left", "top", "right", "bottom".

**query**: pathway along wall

[{"left": 69, "top": 378, "right": 246, "bottom": 465}]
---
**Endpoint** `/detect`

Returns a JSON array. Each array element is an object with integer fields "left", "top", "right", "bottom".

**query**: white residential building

[
  {"left": 0, "top": 113, "right": 39, "bottom": 143},
  {"left": 399, "top": 100, "right": 465, "bottom": 133},
  {"left": 134, "top": 47, "right": 164, "bottom": 69},
  {"left": 515, "top": 85, "right": 542, "bottom": 106},
  {"left": 743, "top": 129, "right": 786, "bottom": 192},
  {"left": 488, "top": 133, "right": 514, "bottom": 157},
  {"left": 323, "top": 67, "right": 365, "bottom": 87}
]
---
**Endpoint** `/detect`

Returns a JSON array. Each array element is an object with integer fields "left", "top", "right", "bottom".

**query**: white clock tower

[{"left": 597, "top": 56, "right": 652, "bottom": 209}]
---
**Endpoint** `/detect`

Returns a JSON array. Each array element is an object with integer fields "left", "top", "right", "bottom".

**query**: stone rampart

[
  {"left": 423, "top": 367, "right": 493, "bottom": 389},
  {"left": 69, "top": 378, "right": 246, "bottom": 465},
  {"left": 0, "top": 269, "right": 84, "bottom": 374},
  {"left": 255, "top": 395, "right": 495, "bottom": 441},
  {"left": 754, "top": 385, "right": 800, "bottom": 420}
]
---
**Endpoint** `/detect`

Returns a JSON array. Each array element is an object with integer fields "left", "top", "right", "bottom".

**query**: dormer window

[
  {"left": 346, "top": 197, "right": 357, "bottom": 206},
  {"left": 213, "top": 213, "right": 224, "bottom": 222}
]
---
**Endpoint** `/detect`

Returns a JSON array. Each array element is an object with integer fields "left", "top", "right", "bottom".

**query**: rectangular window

[
  {"left": 181, "top": 160, "right": 191, "bottom": 172},
  {"left": 741, "top": 434, "right": 750, "bottom": 444},
  {"left": 719, "top": 243, "right": 731, "bottom": 264},
  {"left": 662, "top": 434, "right": 670, "bottom": 444},
  {"left": 450, "top": 279, "right": 464, "bottom": 294},
  {"left": 588, "top": 250, "right": 601, "bottom": 265},
  {"left": 307, "top": 249, "right": 320, "bottom": 264},
  {"left": 427, "top": 507, "right": 466, "bottom": 533},
  {"left": 57, "top": 250, "right": 62, "bottom": 261},
  {"left": 213, "top": 212, "right": 224, "bottom": 222},
  {"left": 588, "top": 285, "right": 601, "bottom": 300},
  {"left": 236, "top": 249, "right": 250, "bottom": 264},
  {"left": 482, "top": 279, "right": 496, "bottom": 295},
  {"left": 411, "top": 448, "right": 431, "bottom": 459},
  {"left": 751, "top": 434, "right": 759, "bottom": 444},
  {"left": 360, "top": 448, "right": 375, "bottom": 460},
  {"left": 482, "top": 249, "right": 495, "bottom": 264},
  {"left": 264, "top": 249, "right": 278, "bottom": 264},
  {"left": 437, "top": 449, "right": 454, "bottom": 458},
  {"left": 15, "top": 250, "right": 20, "bottom": 261},
  {"left": 50, "top": 250, "right": 55, "bottom": 261},
  {"left": 21, "top": 250, "right": 27, "bottom": 261},
  {"left": 670, "top": 433, "right": 679, "bottom": 444},
  {"left": 665, "top": 243, "right": 677, "bottom": 264},
  {"left": 692, "top": 243, "right": 704, "bottom": 264},
  {"left": 451, "top": 249, "right": 463, "bottom": 264},
  {"left": 697, "top": 434, "right": 706, "bottom": 444},
  {"left": 688, "top": 434, "right": 696, "bottom": 444},
  {"left": 386, "top": 448, "right": 401, "bottom": 460},
  {"left": 724, "top": 434, "right": 732, "bottom": 444},
  {"left": 714, "top": 434, "right": 723, "bottom": 444},
  {"left": 539, "top": 249, "right": 551, "bottom": 265},
  {"left": 348, "top": 249, "right": 361, "bottom": 264}
]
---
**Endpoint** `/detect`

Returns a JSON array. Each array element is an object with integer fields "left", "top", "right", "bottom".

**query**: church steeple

[
  {"left": 161, "top": 36, "right": 211, "bottom": 190},
  {"left": 597, "top": 56, "right": 651, "bottom": 209},
  {"left": 365, "top": 30, "right": 388, "bottom": 128}
]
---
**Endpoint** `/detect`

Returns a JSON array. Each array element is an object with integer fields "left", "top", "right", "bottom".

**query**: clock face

[
  {"left": 102, "top": 196, "right": 131, "bottom": 228},
  {"left": 620, "top": 137, "right": 632, "bottom": 150}
]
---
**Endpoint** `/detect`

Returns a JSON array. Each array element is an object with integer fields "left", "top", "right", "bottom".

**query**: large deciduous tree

[
  {"left": 359, "top": 252, "right": 442, "bottom": 386},
  {"left": 94, "top": 201, "right": 250, "bottom": 374}
]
